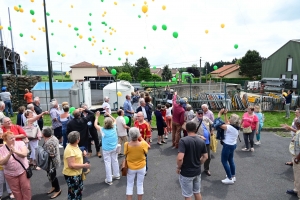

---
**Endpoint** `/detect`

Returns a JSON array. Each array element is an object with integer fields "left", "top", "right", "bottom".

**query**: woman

[
  {"left": 125, "top": 127, "right": 149, "bottom": 200},
  {"left": 0, "top": 132, "right": 31, "bottom": 200},
  {"left": 42, "top": 127, "right": 61, "bottom": 199},
  {"left": 254, "top": 105, "right": 264, "bottom": 145},
  {"left": 16, "top": 106, "right": 25, "bottom": 126},
  {"left": 94, "top": 111, "right": 119, "bottom": 186},
  {"left": 59, "top": 105, "right": 71, "bottom": 149},
  {"left": 217, "top": 109, "right": 240, "bottom": 184},
  {"left": 165, "top": 103, "right": 172, "bottom": 137},
  {"left": 241, "top": 106, "right": 259, "bottom": 152},
  {"left": 24, "top": 109, "right": 47, "bottom": 170},
  {"left": 154, "top": 104, "right": 166, "bottom": 145},
  {"left": 63, "top": 131, "right": 90, "bottom": 200}
]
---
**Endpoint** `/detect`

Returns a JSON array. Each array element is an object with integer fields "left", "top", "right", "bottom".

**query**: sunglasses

[{"left": 197, "top": 113, "right": 203, "bottom": 115}]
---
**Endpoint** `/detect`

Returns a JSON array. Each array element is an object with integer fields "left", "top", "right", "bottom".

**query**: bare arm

[
  {"left": 11, "top": 145, "right": 28, "bottom": 158},
  {"left": 28, "top": 111, "right": 47, "bottom": 123},
  {"left": 176, "top": 152, "right": 184, "bottom": 174},
  {"left": 67, "top": 157, "right": 90, "bottom": 169},
  {"left": 106, "top": 112, "right": 116, "bottom": 124},
  {"left": 94, "top": 111, "right": 101, "bottom": 131},
  {"left": 200, "top": 153, "right": 208, "bottom": 164}
]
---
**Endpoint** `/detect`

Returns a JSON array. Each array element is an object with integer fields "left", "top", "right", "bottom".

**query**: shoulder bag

[
  {"left": 242, "top": 116, "right": 253, "bottom": 134},
  {"left": 121, "top": 143, "right": 128, "bottom": 176},
  {"left": 23, "top": 125, "right": 39, "bottom": 139},
  {"left": 5, "top": 145, "right": 32, "bottom": 178}
]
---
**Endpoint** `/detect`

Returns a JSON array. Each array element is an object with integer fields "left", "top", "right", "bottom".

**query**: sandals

[
  {"left": 50, "top": 190, "right": 62, "bottom": 199},
  {"left": 285, "top": 162, "right": 293, "bottom": 166},
  {"left": 47, "top": 188, "right": 55, "bottom": 194}
]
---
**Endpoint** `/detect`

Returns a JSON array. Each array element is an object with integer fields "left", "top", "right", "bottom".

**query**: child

[
  {"left": 254, "top": 105, "right": 264, "bottom": 145},
  {"left": 154, "top": 104, "right": 166, "bottom": 145}
]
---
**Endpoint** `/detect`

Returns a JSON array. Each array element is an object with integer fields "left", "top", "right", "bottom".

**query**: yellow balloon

[
  {"left": 19, "top": 8, "right": 24, "bottom": 13},
  {"left": 92, "top": 62, "right": 94, "bottom": 66},
  {"left": 68, "top": 24, "right": 71, "bottom": 27},
  {"left": 110, "top": 32, "right": 112, "bottom": 35},
  {"left": 0, "top": 26, "right": 3, "bottom": 30},
  {"left": 102, "top": 14, "right": 105, "bottom": 17},
  {"left": 71, "top": 5, "right": 74, "bottom": 8},
  {"left": 42, "top": 29, "right": 46, "bottom": 32},
  {"left": 32, "top": 18, "right": 36, "bottom": 23},
  {"left": 114, "top": 2, "right": 117, "bottom": 5},
  {"left": 24, "top": 51, "right": 28, "bottom": 55},
  {"left": 92, "top": 43, "right": 94, "bottom": 46},
  {"left": 144, "top": 1, "right": 147, "bottom": 4},
  {"left": 59, "top": 20, "right": 62, "bottom": 23},
  {"left": 109, "top": 50, "right": 111, "bottom": 52},
  {"left": 125, "top": 51, "right": 129, "bottom": 56},
  {"left": 221, "top": 24, "right": 225, "bottom": 28},
  {"left": 104, "top": 30, "right": 107, "bottom": 33},
  {"left": 114, "top": 30, "right": 116, "bottom": 32},
  {"left": 66, "top": 71, "right": 69, "bottom": 75},
  {"left": 102, "top": 68, "right": 105, "bottom": 71},
  {"left": 94, "top": 40, "right": 96, "bottom": 43},
  {"left": 106, "top": 47, "right": 108, "bottom": 49},
  {"left": 130, "top": 51, "right": 133, "bottom": 55},
  {"left": 14, "top": 6, "right": 19, "bottom": 11},
  {"left": 142, "top": 5, "right": 148, "bottom": 13},
  {"left": 38, "top": 27, "right": 41, "bottom": 30},
  {"left": 102, "top": 47, "right": 104, "bottom": 50},
  {"left": 33, "top": 38, "right": 36, "bottom": 40},
  {"left": 31, "top": 0, "right": 34, "bottom": 2},
  {"left": 117, "top": 91, "right": 122, "bottom": 97},
  {"left": 92, "top": 36, "right": 95, "bottom": 38},
  {"left": 162, "top": 5, "right": 166, "bottom": 10},
  {"left": 104, "top": 11, "right": 107, "bottom": 14},
  {"left": 146, "top": 14, "right": 148, "bottom": 17},
  {"left": 133, "top": 3, "right": 135, "bottom": 6},
  {"left": 32, "top": 50, "right": 34, "bottom": 52},
  {"left": 205, "top": 30, "right": 208, "bottom": 34},
  {"left": 79, "top": 35, "right": 83, "bottom": 39},
  {"left": 30, "top": 35, "right": 33, "bottom": 38}
]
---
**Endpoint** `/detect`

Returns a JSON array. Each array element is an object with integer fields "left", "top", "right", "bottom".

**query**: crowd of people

[{"left": 0, "top": 86, "right": 298, "bottom": 200}]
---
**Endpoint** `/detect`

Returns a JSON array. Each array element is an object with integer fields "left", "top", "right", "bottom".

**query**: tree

[
  {"left": 138, "top": 68, "right": 152, "bottom": 81},
  {"left": 187, "top": 66, "right": 200, "bottom": 77},
  {"left": 151, "top": 74, "right": 162, "bottom": 81},
  {"left": 117, "top": 72, "right": 132, "bottom": 82},
  {"left": 135, "top": 57, "right": 150, "bottom": 69},
  {"left": 161, "top": 65, "right": 172, "bottom": 81},
  {"left": 239, "top": 50, "right": 262, "bottom": 78}
]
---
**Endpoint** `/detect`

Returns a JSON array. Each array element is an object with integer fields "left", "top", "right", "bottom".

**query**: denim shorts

[{"left": 179, "top": 174, "right": 201, "bottom": 197}]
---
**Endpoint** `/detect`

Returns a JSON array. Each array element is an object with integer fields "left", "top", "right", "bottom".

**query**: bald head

[{"left": 136, "top": 111, "right": 144, "bottom": 123}]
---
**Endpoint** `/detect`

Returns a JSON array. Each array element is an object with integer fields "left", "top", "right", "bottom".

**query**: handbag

[
  {"left": 5, "top": 145, "right": 32, "bottom": 178},
  {"left": 23, "top": 125, "right": 39, "bottom": 139},
  {"left": 121, "top": 143, "right": 128, "bottom": 176},
  {"left": 47, "top": 157, "right": 56, "bottom": 182},
  {"left": 210, "top": 134, "right": 218, "bottom": 153},
  {"left": 163, "top": 120, "right": 167, "bottom": 128},
  {"left": 243, "top": 126, "right": 252, "bottom": 134}
]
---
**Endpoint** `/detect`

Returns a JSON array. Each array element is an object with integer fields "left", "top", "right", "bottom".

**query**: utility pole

[
  {"left": 43, "top": 0, "right": 54, "bottom": 99},
  {"left": 0, "top": 19, "right": 7, "bottom": 74},
  {"left": 61, "top": 62, "right": 63, "bottom": 82},
  {"left": 8, "top": 8, "right": 17, "bottom": 75},
  {"left": 199, "top": 57, "right": 202, "bottom": 83}
]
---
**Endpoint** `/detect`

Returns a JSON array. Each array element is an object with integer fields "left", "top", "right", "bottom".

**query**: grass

[
  {"left": 9, "top": 111, "right": 294, "bottom": 128},
  {"left": 41, "top": 75, "right": 72, "bottom": 82}
]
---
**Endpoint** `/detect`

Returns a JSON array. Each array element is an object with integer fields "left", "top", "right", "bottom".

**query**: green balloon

[
  {"left": 51, "top": 19, "right": 54, "bottom": 23},
  {"left": 88, "top": 21, "right": 92, "bottom": 26},
  {"left": 46, "top": 12, "right": 50, "bottom": 16},
  {"left": 162, "top": 24, "right": 167, "bottom": 30},
  {"left": 69, "top": 107, "right": 75, "bottom": 114},
  {"left": 102, "top": 39, "right": 105, "bottom": 42},
  {"left": 124, "top": 116, "right": 129, "bottom": 124},
  {"left": 101, "top": 0, "right": 104, "bottom": 2},
  {"left": 19, "top": 5, "right": 22, "bottom": 8},
  {"left": 90, "top": 28, "right": 92, "bottom": 31},
  {"left": 51, "top": 33, "right": 54, "bottom": 36},
  {"left": 77, "top": 33, "right": 79, "bottom": 36},
  {"left": 152, "top": 25, "right": 157, "bottom": 31},
  {"left": 109, "top": 53, "right": 111, "bottom": 55},
  {"left": 57, "top": 52, "right": 61, "bottom": 55},
  {"left": 172, "top": 77, "right": 177, "bottom": 82},
  {"left": 111, "top": 69, "right": 117, "bottom": 76},
  {"left": 138, "top": 15, "right": 141, "bottom": 18},
  {"left": 234, "top": 44, "right": 238, "bottom": 49},
  {"left": 30, "top": 10, "right": 35, "bottom": 15},
  {"left": 74, "top": 27, "right": 79, "bottom": 31},
  {"left": 118, "top": 57, "right": 121, "bottom": 61},
  {"left": 88, "top": 37, "right": 92, "bottom": 41},
  {"left": 144, "top": 46, "right": 146, "bottom": 49},
  {"left": 100, "top": 50, "right": 102, "bottom": 55},
  {"left": 101, "top": 21, "right": 106, "bottom": 24},
  {"left": 89, "top": 13, "right": 92, "bottom": 16},
  {"left": 114, "top": 48, "right": 116, "bottom": 50},
  {"left": 19, "top": 33, "right": 23, "bottom": 37},
  {"left": 153, "top": 66, "right": 156, "bottom": 69},
  {"left": 213, "top": 65, "right": 218, "bottom": 70},
  {"left": 173, "top": 32, "right": 179, "bottom": 38},
  {"left": 74, "top": 45, "right": 77, "bottom": 48},
  {"left": 8, "top": 27, "right": 11, "bottom": 31}
]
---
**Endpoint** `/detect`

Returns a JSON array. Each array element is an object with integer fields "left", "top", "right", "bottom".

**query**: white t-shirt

[
  {"left": 102, "top": 102, "right": 111, "bottom": 114},
  {"left": 116, "top": 116, "right": 127, "bottom": 137},
  {"left": 223, "top": 125, "right": 239, "bottom": 145},
  {"left": 0, "top": 92, "right": 11, "bottom": 101},
  {"left": 166, "top": 107, "right": 172, "bottom": 117},
  {"left": 141, "top": 107, "right": 147, "bottom": 119}
]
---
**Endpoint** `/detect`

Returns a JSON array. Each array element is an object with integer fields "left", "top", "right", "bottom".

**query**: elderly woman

[
  {"left": 241, "top": 106, "right": 259, "bottom": 152},
  {"left": 125, "top": 127, "right": 149, "bottom": 200},
  {"left": 24, "top": 109, "right": 48, "bottom": 170},
  {"left": 94, "top": 111, "right": 119, "bottom": 186},
  {"left": 0, "top": 132, "right": 31, "bottom": 200},
  {"left": 42, "top": 128, "right": 61, "bottom": 199},
  {"left": 216, "top": 109, "right": 240, "bottom": 184},
  {"left": 63, "top": 131, "right": 90, "bottom": 200}
]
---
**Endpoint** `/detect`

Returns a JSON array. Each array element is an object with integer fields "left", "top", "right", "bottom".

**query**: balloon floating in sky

[
  {"left": 162, "top": 5, "right": 166, "bottom": 10},
  {"left": 144, "top": 46, "right": 146, "bottom": 49},
  {"left": 32, "top": 18, "right": 36, "bottom": 23},
  {"left": 31, "top": 0, "right": 34, "bottom": 2},
  {"left": 71, "top": 5, "right": 74, "bottom": 8},
  {"left": 24, "top": 51, "right": 28, "bottom": 55},
  {"left": 46, "top": 12, "right": 50, "bottom": 16},
  {"left": 153, "top": 66, "right": 156, "bottom": 69},
  {"left": 88, "top": 37, "right": 92, "bottom": 41},
  {"left": 111, "top": 69, "right": 117, "bottom": 76},
  {"left": 138, "top": 15, "right": 141, "bottom": 18},
  {"left": 118, "top": 57, "right": 121, "bottom": 61},
  {"left": 79, "top": 35, "right": 83, "bottom": 39},
  {"left": 133, "top": 4, "right": 135, "bottom": 6},
  {"left": 114, "top": 48, "right": 116, "bottom": 50},
  {"left": 19, "top": 8, "right": 24, "bottom": 13},
  {"left": 77, "top": 33, "right": 79, "bottom": 36},
  {"left": 205, "top": 30, "right": 208, "bottom": 34},
  {"left": 221, "top": 24, "right": 225, "bottom": 28},
  {"left": 30, "top": 10, "right": 35, "bottom": 15},
  {"left": 117, "top": 91, "right": 122, "bottom": 97},
  {"left": 125, "top": 51, "right": 129, "bottom": 56},
  {"left": 19, "top": 33, "right": 23, "bottom": 37},
  {"left": 114, "top": 2, "right": 117, "bottom": 5},
  {"left": 213, "top": 65, "right": 218, "bottom": 70},
  {"left": 74, "top": 45, "right": 77, "bottom": 48},
  {"left": 57, "top": 52, "right": 61, "bottom": 55},
  {"left": 102, "top": 39, "right": 105, "bottom": 42},
  {"left": 152, "top": 25, "right": 157, "bottom": 31},
  {"left": 173, "top": 32, "right": 178, "bottom": 38},
  {"left": 14, "top": 6, "right": 19, "bottom": 12},
  {"left": 130, "top": 51, "right": 133, "bottom": 55},
  {"left": 32, "top": 50, "right": 34, "bottom": 52},
  {"left": 0, "top": 26, "right": 3, "bottom": 30},
  {"left": 51, "top": 19, "right": 54, "bottom": 23},
  {"left": 68, "top": 24, "right": 71, "bottom": 27},
  {"left": 59, "top": 20, "right": 62, "bottom": 23},
  {"left": 142, "top": 5, "right": 148, "bottom": 13},
  {"left": 144, "top": 1, "right": 147, "bottom": 5},
  {"left": 51, "top": 33, "right": 54, "bottom": 36},
  {"left": 172, "top": 77, "right": 177, "bottom": 82},
  {"left": 74, "top": 27, "right": 79, "bottom": 31},
  {"left": 162, "top": 24, "right": 167, "bottom": 30},
  {"left": 8, "top": 27, "right": 11, "bottom": 31},
  {"left": 101, "top": 0, "right": 104, "bottom": 2},
  {"left": 234, "top": 44, "right": 238, "bottom": 49},
  {"left": 88, "top": 22, "right": 92, "bottom": 26},
  {"left": 90, "top": 28, "right": 92, "bottom": 31},
  {"left": 89, "top": 13, "right": 92, "bottom": 16},
  {"left": 19, "top": 5, "right": 21, "bottom": 8}
]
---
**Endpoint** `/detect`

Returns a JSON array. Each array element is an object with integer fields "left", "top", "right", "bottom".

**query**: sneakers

[
  {"left": 255, "top": 141, "right": 261, "bottom": 145},
  {"left": 149, "top": 138, "right": 152, "bottom": 143},
  {"left": 112, "top": 175, "right": 121, "bottom": 180},
  {"left": 221, "top": 177, "right": 234, "bottom": 184},
  {"left": 105, "top": 179, "right": 113, "bottom": 186},
  {"left": 226, "top": 175, "right": 236, "bottom": 182},
  {"left": 59, "top": 144, "right": 64, "bottom": 149},
  {"left": 241, "top": 148, "right": 250, "bottom": 151},
  {"left": 250, "top": 148, "right": 255, "bottom": 152}
]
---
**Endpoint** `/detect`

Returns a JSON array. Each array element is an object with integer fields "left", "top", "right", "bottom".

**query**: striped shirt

[{"left": 50, "top": 108, "right": 62, "bottom": 129}]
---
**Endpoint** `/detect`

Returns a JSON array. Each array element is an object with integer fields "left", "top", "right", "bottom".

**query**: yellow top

[
  {"left": 124, "top": 141, "right": 148, "bottom": 170},
  {"left": 62, "top": 144, "right": 83, "bottom": 176}
]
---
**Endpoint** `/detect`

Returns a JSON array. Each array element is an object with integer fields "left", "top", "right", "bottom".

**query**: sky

[{"left": 0, "top": 0, "right": 299, "bottom": 72}]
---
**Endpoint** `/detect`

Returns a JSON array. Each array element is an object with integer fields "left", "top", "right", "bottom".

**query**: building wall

[
  {"left": 223, "top": 70, "right": 244, "bottom": 78},
  {"left": 262, "top": 41, "right": 300, "bottom": 88},
  {"left": 71, "top": 68, "right": 97, "bottom": 82}
]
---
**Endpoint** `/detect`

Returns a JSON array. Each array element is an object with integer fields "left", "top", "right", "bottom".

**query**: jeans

[
  {"left": 293, "top": 156, "right": 300, "bottom": 197},
  {"left": 204, "top": 144, "right": 211, "bottom": 171},
  {"left": 4, "top": 100, "right": 13, "bottom": 117},
  {"left": 221, "top": 143, "right": 237, "bottom": 179},
  {"left": 62, "top": 129, "right": 68, "bottom": 149},
  {"left": 256, "top": 124, "right": 262, "bottom": 141},
  {"left": 285, "top": 103, "right": 291, "bottom": 118},
  {"left": 103, "top": 148, "right": 120, "bottom": 182},
  {"left": 243, "top": 130, "right": 255, "bottom": 149},
  {"left": 126, "top": 166, "right": 146, "bottom": 195}
]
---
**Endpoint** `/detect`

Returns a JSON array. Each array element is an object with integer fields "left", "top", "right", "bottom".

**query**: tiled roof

[
  {"left": 70, "top": 61, "right": 97, "bottom": 68},
  {"left": 150, "top": 68, "right": 178, "bottom": 76},
  {"left": 97, "top": 68, "right": 113, "bottom": 77},
  {"left": 211, "top": 64, "right": 240, "bottom": 77}
]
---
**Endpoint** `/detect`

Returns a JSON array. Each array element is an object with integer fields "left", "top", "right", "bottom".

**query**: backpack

[{"left": 35, "top": 146, "right": 49, "bottom": 171}]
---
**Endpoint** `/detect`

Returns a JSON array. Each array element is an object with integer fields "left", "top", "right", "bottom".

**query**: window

[
  {"left": 281, "top": 74, "right": 286, "bottom": 79},
  {"left": 287, "top": 58, "right": 292, "bottom": 71}
]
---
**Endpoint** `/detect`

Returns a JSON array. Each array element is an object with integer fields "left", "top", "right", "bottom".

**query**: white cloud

[{"left": 0, "top": 0, "right": 299, "bottom": 72}]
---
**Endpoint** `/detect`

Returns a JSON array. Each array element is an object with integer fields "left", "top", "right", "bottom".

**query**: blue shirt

[
  {"left": 102, "top": 124, "right": 118, "bottom": 151},
  {"left": 254, "top": 112, "right": 264, "bottom": 127},
  {"left": 202, "top": 123, "right": 210, "bottom": 145},
  {"left": 123, "top": 100, "right": 133, "bottom": 117}
]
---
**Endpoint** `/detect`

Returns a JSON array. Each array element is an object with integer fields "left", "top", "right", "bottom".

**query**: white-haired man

[
  {"left": 102, "top": 96, "right": 111, "bottom": 117},
  {"left": 201, "top": 104, "right": 214, "bottom": 122},
  {"left": 33, "top": 97, "right": 44, "bottom": 130},
  {"left": 50, "top": 100, "right": 63, "bottom": 147}
]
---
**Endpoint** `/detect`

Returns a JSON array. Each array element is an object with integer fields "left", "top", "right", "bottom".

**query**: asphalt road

[{"left": 1, "top": 131, "right": 297, "bottom": 200}]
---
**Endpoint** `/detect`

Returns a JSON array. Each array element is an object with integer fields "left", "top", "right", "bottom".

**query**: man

[
  {"left": 2, "top": 117, "right": 26, "bottom": 141},
  {"left": 50, "top": 100, "right": 63, "bottom": 148},
  {"left": 81, "top": 103, "right": 102, "bottom": 158},
  {"left": 136, "top": 99, "right": 151, "bottom": 122},
  {"left": 123, "top": 95, "right": 134, "bottom": 128},
  {"left": 177, "top": 121, "right": 208, "bottom": 200},
  {"left": 134, "top": 112, "right": 151, "bottom": 143},
  {"left": 282, "top": 89, "right": 293, "bottom": 119},
  {"left": 116, "top": 109, "right": 130, "bottom": 155},
  {"left": 67, "top": 107, "right": 95, "bottom": 149},
  {"left": 191, "top": 109, "right": 214, "bottom": 176},
  {"left": 102, "top": 96, "right": 111, "bottom": 117},
  {"left": 33, "top": 97, "right": 44, "bottom": 130},
  {"left": 165, "top": 86, "right": 173, "bottom": 106},
  {"left": 201, "top": 104, "right": 214, "bottom": 122},
  {"left": 0, "top": 87, "right": 14, "bottom": 117},
  {"left": 24, "top": 88, "right": 33, "bottom": 104},
  {"left": 172, "top": 91, "right": 186, "bottom": 149},
  {"left": 0, "top": 101, "right": 6, "bottom": 124}
]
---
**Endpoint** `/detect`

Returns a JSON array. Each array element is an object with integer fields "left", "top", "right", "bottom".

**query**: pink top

[
  {"left": 242, "top": 112, "right": 259, "bottom": 130},
  {"left": 204, "top": 110, "right": 214, "bottom": 122},
  {"left": 172, "top": 95, "right": 185, "bottom": 125},
  {"left": 0, "top": 141, "right": 28, "bottom": 176}
]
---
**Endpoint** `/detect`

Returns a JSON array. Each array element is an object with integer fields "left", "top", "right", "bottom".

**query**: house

[
  {"left": 210, "top": 64, "right": 243, "bottom": 78},
  {"left": 150, "top": 68, "right": 178, "bottom": 77},
  {"left": 69, "top": 61, "right": 112, "bottom": 82},
  {"left": 262, "top": 39, "right": 300, "bottom": 89}
]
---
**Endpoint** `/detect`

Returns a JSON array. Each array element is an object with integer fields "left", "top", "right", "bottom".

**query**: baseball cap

[
  {"left": 1, "top": 86, "right": 6, "bottom": 92},
  {"left": 179, "top": 99, "right": 186, "bottom": 105},
  {"left": 196, "top": 109, "right": 203, "bottom": 114}
]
